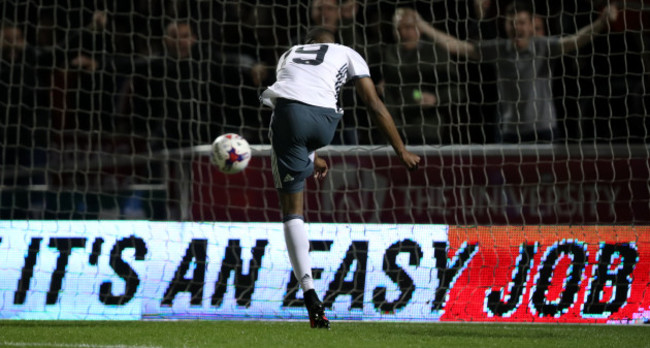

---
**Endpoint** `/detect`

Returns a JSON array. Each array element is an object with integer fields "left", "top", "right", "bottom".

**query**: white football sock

[{"left": 283, "top": 217, "right": 314, "bottom": 292}]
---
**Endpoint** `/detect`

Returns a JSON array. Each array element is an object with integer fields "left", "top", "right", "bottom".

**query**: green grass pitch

[{"left": 1, "top": 320, "right": 649, "bottom": 348}]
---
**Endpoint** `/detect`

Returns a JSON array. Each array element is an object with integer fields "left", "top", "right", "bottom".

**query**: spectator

[
  {"left": 0, "top": 24, "right": 48, "bottom": 217},
  {"left": 570, "top": 1, "right": 647, "bottom": 142},
  {"left": 416, "top": 0, "right": 619, "bottom": 143},
  {"left": 213, "top": 1, "right": 280, "bottom": 144},
  {"left": 463, "top": 0, "right": 500, "bottom": 143},
  {"left": 54, "top": 10, "right": 117, "bottom": 133},
  {"left": 267, "top": 0, "right": 364, "bottom": 145},
  {"left": 313, "top": 0, "right": 366, "bottom": 145},
  {"left": 369, "top": 8, "right": 468, "bottom": 145},
  {"left": 120, "top": 21, "right": 217, "bottom": 150},
  {"left": 0, "top": 25, "right": 47, "bottom": 176},
  {"left": 307, "top": 0, "right": 360, "bottom": 48},
  {"left": 533, "top": 14, "right": 546, "bottom": 37}
]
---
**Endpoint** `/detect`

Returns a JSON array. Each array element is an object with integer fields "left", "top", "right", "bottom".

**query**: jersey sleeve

[{"left": 345, "top": 48, "right": 371, "bottom": 81}]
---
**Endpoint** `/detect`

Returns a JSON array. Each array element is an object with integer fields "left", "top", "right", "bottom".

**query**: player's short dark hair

[
  {"left": 305, "top": 27, "right": 335, "bottom": 44},
  {"left": 505, "top": 0, "right": 535, "bottom": 16}
]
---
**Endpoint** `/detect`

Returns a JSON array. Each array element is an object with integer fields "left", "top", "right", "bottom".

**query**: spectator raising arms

[
  {"left": 369, "top": 8, "right": 468, "bottom": 145},
  {"left": 416, "top": 0, "right": 619, "bottom": 143}
]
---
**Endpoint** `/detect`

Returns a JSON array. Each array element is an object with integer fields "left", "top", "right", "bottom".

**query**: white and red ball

[{"left": 211, "top": 133, "right": 251, "bottom": 174}]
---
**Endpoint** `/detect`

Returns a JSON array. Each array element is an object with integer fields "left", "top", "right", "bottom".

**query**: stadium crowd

[
  {"left": 1, "top": 1, "right": 647, "bottom": 150},
  {"left": 0, "top": 0, "right": 648, "bottom": 195}
]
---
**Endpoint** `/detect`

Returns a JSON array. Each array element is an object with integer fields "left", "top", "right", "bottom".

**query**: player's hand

[
  {"left": 313, "top": 156, "right": 328, "bottom": 180},
  {"left": 400, "top": 150, "right": 421, "bottom": 171}
]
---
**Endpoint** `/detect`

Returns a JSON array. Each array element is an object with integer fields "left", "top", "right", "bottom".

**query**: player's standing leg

[{"left": 280, "top": 191, "right": 330, "bottom": 329}]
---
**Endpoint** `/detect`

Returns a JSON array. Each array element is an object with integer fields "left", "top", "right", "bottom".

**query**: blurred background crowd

[{"left": 0, "top": 0, "right": 648, "bottom": 210}]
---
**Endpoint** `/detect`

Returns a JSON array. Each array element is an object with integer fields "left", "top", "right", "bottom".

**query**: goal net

[
  {"left": 0, "top": 0, "right": 649, "bottom": 323},
  {"left": 0, "top": 0, "right": 648, "bottom": 222}
]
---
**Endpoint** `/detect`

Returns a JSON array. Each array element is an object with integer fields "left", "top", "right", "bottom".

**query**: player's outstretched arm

[{"left": 354, "top": 77, "right": 421, "bottom": 171}]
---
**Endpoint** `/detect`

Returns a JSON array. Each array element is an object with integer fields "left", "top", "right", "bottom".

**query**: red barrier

[{"left": 191, "top": 150, "right": 650, "bottom": 224}]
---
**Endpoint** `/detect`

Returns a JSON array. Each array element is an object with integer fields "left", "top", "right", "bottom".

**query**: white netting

[{"left": 0, "top": 0, "right": 648, "bottom": 223}]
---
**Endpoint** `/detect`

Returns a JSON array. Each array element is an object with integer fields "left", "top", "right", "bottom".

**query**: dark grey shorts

[{"left": 269, "top": 98, "right": 342, "bottom": 193}]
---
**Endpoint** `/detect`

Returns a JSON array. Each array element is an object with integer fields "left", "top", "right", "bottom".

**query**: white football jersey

[{"left": 260, "top": 43, "right": 370, "bottom": 112}]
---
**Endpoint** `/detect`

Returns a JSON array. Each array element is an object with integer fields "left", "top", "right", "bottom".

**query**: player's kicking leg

[{"left": 272, "top": 117, "right": 332, "bottom": 328}]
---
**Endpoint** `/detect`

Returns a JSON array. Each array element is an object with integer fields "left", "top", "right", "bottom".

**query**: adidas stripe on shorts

[{"left": 269, "top": 98, "right": 342, "bottom": 193}]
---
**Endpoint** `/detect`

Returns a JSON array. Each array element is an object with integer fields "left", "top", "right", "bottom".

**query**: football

[{"left": 211, "top": 133, "right": 252, "bottom": 174}]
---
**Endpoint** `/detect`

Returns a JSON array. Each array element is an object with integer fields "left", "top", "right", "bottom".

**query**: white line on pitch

[{"left": 1, "top": 342, "right": 162, "bottom": 348}]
